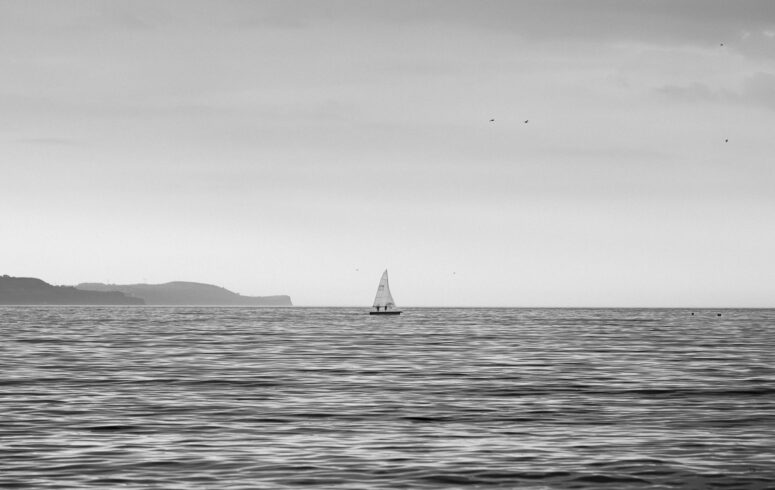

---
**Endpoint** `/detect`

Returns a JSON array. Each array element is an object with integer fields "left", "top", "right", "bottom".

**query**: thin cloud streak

[{"left": 658, "top": 71, "right": 775, "bottom": 110}]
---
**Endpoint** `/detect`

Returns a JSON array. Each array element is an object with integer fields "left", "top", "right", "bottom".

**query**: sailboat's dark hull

[{"left": 369, "top": 311, "right": 401, "bottom": 315}]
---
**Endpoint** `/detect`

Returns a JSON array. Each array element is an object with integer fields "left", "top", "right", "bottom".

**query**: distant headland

[
  {"left": 77, "top": 281, "right": 292, "bottom": 306},
  {"left": 0, "top": 275, "right": 292, "bottom": 306},
  {"left": 0, "top": 275, "right": 143, "bottom": 305}
]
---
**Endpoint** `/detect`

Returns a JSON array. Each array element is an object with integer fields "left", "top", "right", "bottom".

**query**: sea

[{"left": 1, "top": 307, "right": 774, "bottom": 489}]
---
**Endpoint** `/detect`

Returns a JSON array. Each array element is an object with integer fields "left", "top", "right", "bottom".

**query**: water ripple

[{"left": 1, "top": 307, "right": 774, "bottom": 488}]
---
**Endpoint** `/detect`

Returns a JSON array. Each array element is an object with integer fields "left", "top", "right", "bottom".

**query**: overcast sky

[{"left": 2, "top": 0, "right": 775, "bottom": 306}]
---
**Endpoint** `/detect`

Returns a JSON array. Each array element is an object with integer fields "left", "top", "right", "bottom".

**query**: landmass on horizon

[
  {"left": 77, "top": 282, "right": 292, "bottom": 306},
  {"left": 0, "top": 275, "right": 291, "bottom": 306},
  {"left": 0, "top": 275, "right": 142, "bottom": 305}
]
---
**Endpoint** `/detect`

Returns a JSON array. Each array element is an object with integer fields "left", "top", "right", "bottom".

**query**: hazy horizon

[
  {"left": 2, "top": 274, "right": 772, "bottom": 310},
  {"left": 3, "top": 1, "right": 775, "bottom": 307}
]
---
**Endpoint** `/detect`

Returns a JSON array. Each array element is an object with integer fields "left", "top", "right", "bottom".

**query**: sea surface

[{"left": 1, "top": 307, "right": 774, "bottom": 489}]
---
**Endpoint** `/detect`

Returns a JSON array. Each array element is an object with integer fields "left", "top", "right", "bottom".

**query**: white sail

[{"left": 372, "top": 269, "right": 396, "bottom": 308}]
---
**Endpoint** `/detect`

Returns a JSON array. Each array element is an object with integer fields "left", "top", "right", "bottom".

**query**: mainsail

[{"left": 372, "top": 269, "right": 396, "bottom": 308}]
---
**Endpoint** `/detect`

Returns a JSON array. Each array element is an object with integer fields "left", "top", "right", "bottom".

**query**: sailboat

[{"left": 370, "top": 269, "right": 401, "bottom": 315}]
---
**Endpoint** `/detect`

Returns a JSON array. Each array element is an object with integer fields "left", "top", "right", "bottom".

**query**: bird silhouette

[
  {"left": 725, "top": 139, "right": 728, "bottom": 143},
  {"left": 524, "top": 120, "right": 529, "bottom": 124},
  {"left": 720, "top": 43, "right": 724, "bottom": 46},
  {"left": 489, "top": 119, "right": 495, "bottom": 122}
]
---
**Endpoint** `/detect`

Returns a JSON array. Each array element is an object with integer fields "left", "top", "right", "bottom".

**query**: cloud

[
  {"left": 741, "top": 71, "right": 775, "bottom": 109},
  {"left": 5, "top": 0, "right": 774, "bottom": 41},
  {"left": 235, "top": 0, "right": 775, "bottom": 56},
  {"left": 15, "top": 136, "right": 80, "bottom": 146},
  {"left": 657, "top": 82, "right": 717, "bottom": 102},
  {"left": 657, "top": 72, "right": 775, "bottom": 110}
]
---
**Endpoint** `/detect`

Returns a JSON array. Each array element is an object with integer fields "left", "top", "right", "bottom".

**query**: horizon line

[{"left": 2, "top": 305, "right": 772, "bottom": 309}]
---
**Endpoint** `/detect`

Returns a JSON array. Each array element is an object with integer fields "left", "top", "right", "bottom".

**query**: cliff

[
  {"left": 0, "top": 276, "right": 144, "bottom": 305},
  {"left": 76, "top": 281, "right": 292, "bottom": 306}
]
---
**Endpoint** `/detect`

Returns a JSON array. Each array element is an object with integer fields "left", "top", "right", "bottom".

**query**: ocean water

[{"left": 1, "top": 307, "right": 774, "bottom": 489}]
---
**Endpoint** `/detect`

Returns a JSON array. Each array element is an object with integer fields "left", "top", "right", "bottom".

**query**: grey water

[{"left": 1, "top": 307, "right": 774, "bottom": 489}]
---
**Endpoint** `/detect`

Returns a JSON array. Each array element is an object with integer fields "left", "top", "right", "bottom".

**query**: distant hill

[
  {"left": 0, "top": 275, "right": 144, "bottom": 305},
  {"left": 76, "top": 281, "right": 292, "bottom": 306}
]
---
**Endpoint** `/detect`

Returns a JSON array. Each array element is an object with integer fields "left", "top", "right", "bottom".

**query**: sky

[{"left": 2, "top": 0, "right": 775, "bottom": 307}]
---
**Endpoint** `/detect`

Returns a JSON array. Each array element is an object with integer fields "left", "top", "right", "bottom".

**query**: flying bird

[
  {"left": 720, "top": 43, "right": 724, "bottom": 46},
  {"left": 725, "top": 139, "right": 728, "bottom": 143},
  {"left": 524, "top": 120, "right": 529, "bottom": 124},
  {"left": 489, "top": 118, "right": 495, "bottom": 122}
]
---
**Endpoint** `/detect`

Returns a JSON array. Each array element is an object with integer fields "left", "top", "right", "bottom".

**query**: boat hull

[{"left": 369, "top": 311, "right": 401, "bottom": 315}]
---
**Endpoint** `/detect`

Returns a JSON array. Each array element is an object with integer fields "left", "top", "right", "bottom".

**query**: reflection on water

[{"left": 1, "top": 307, "right": 774, "bottom": 488}]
